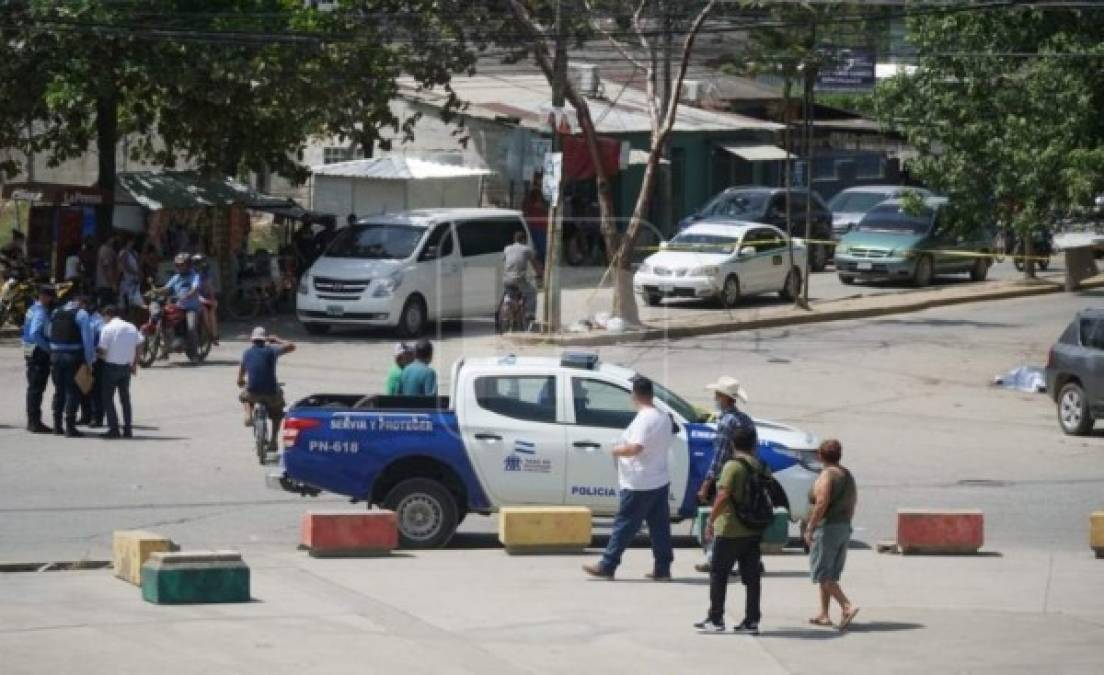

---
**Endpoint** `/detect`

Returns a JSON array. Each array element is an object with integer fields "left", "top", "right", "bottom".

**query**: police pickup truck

[{"left": 269, "top": 353, "right": 822, "bottom": 548}]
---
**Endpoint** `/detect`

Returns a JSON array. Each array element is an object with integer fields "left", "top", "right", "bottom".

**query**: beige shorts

[{"left": 239, "top": 391, "right": 285, "bottom": 418}]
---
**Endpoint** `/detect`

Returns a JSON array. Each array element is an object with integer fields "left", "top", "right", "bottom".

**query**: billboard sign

[{"left": 816, "top": 47, "right": 876, "bottom": 92}]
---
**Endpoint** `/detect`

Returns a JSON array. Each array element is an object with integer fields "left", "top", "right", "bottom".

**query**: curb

[{"left": 509, "top": 277, "right": 1104, "bottom": 347}]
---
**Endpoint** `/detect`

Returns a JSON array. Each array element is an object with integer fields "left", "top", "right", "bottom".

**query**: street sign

[
  {"left": 816, "top": 47, "right": 876, "bottom": 92},
  {"left": 542, "top": 152, "right": 562, "bottom": 207}
]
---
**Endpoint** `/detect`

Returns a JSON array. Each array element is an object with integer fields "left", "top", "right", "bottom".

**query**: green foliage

[
  {"left": 875, "top": 7, "right": 1104, "bottom": 237},
  {"left": 0, "top": 1, "right": 480, "bottom": 184}
]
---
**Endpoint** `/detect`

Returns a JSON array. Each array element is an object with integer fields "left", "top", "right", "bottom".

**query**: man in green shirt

[
  {"left": 695, "top": 426, "right": 769, "bottom": 635},
  {"left": 385, "top": 343, "right": 413, "bottom": 395}
]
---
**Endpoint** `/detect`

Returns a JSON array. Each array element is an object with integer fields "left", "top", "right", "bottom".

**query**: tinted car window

[
  {"left": 326, "top": 224, "right": 425, "bottom": 260},
  {"left": 828, "top": 191, "right": 892, "bottom": 213},
  {"left": 457, "top": 219, "right": 514, "bottom": 258},
  {"left": 474, "top": 375, "right": 556, "bottom": 423},
  {"left": 702, "top": 191, "right": 769, "bottom": 218},
  {"left": 1079, "top": 319, "right": 1104, "bottom": 350},
  {"left": 856, "top": 204, "right": 934, "bottom": 234},
  {"left": 572, "top": 378, "right": 635, "bottom": 429},
  {"left": 754, "top": 228, "right": 785, "bottom": 252},
  {"left": 420, "top": 223, "right": 454, "bottom": 260}
]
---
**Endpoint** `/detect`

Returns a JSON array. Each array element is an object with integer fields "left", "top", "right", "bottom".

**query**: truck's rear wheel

[{"left": 382, "top": 478, "right": 459, "bottom": 549}]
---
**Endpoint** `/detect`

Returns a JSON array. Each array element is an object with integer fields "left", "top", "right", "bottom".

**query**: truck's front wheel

[{"left": 382, "top": 478, "right": 459, "bottom": 549}]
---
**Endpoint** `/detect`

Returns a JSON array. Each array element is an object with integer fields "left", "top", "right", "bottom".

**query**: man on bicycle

[
  {"left": 502, "top": 230, "right": 543, "bottom": 321},
  {"left": 237, "top": 327, "right": 295, "bottom": 449},
  {"left": 156, "top": 253, "right": 202, "bottom": 349}
]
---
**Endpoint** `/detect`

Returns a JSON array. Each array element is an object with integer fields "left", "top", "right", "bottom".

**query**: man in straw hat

[{"left": 695, "top": 376, "right": 758, "bottom": 574}]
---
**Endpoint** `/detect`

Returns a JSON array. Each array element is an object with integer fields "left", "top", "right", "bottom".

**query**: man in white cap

[
  {"left": 696, "top": 376, "right": 758, "bottom": 573},
  {"left": 237, "top": 326, "right": 296, "bottom": 449},
  {"left": 385, "top": 342, "right": 414, "bottom": 395}
]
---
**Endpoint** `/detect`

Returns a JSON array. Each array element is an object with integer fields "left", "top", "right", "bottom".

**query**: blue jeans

[
  {"left": 600, "top": 484, "right": 674, "bottom": 576},
  {"left": 50, "top": 351, "right": 82, "bottom": 428}
]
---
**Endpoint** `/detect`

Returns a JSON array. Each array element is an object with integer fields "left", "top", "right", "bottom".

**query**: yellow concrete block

[
  {"left": 1092, "top": 512, "right": 1104, "bottom": 558},
  {"left": 498, "top": 507, "right": 592, "bottom": 554},
  {"left": 113, "top": 530, "right": 174, "bottom": 585}
]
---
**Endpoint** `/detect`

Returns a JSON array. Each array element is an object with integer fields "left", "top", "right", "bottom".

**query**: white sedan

[{"left": 634, "top": 221, "right": 806, "bottom": 307}]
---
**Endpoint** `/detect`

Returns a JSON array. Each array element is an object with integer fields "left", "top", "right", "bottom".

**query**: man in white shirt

[
  {"left": 583, "top": 376, "right": 674, "bottom": 581},
  {"left": 96, "top": 305, "right": 143, "bottom": 439}
]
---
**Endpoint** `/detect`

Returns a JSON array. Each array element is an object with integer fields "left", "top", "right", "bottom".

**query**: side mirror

[{"left": 739, "top": 246, "right": 757, "bottom": 257}]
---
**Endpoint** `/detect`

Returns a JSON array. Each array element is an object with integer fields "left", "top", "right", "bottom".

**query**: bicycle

[{"left": 245, "top": 384, "right": 284, "bottom": 465}]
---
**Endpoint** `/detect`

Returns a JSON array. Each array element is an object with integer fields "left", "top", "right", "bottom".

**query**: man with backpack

[{"left": 695, "top": 426, "right": 772, "bottom": 635}]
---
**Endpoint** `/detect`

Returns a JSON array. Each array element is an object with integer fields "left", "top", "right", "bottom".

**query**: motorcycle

[
  {"left": 138, "top": 291, "right": 212, "bottom": 366},
  {"left": 495, "top": 284, "right": 532, "bottom": 334},
  {"left": 0, "top": 273, "right": 75, "bottom": 328},
  {"left": 1013, "top": 229, "right": 1054, "bottom": 272}
]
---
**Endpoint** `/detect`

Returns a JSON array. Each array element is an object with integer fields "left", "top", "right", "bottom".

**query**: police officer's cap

[{"left": 38, "top": 284, "right": 56, "bottom": 297}]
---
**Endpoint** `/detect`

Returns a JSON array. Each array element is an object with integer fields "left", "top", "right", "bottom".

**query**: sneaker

[
  {"left": 27, "top": 421, "right": 52, "bottom": 434},
  {"left": 693, "top": 618, "right": 725, "bottom": 633},
  {"left": 122, "top": 428, "right": 133, "bottom": 439},
  {"left": 644, "top": 572, "right": 672, "bottom": 582},
  {"left": 694, "top": 562, "right": 711, "bottom": 573},
  {"left": 64, "top": 427, "right": 83, "bottom": 438},
  {"left": 581, "top": 563, "right": 614, "bottom": 580},
  {"left": 733, "top": 620, "right": 760, "bottom": 635}
]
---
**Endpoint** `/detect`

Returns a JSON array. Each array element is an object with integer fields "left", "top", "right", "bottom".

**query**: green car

[{"left": 834, "top": 197, "right": 992, "bottom": 287}]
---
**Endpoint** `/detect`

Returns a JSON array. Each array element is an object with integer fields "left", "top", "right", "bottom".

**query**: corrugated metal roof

[
  {"left": 310, "top": 156, "right": 494, "bottom": 180},
  {"left": 401, "top": 74, "right": 783, "bottom": 135},
  {"left": 116, "top": 171, "right": 250, "bottom": 211},
  {"left": 719, "top": 144, "right": 794, "bottom": 161}
]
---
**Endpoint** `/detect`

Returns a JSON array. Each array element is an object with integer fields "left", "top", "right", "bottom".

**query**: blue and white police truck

[{"left": 268, "top": 353, "right": 823, "bottom": 548}]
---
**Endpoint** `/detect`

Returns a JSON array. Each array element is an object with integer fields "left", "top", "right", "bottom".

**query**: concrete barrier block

[
  {"left": 141, "top": 551, "right": 250, "bottom": 604},
  {"left": 113, "top": 530, "right": 174, "bottom": 586},
  {"left": 760, "top": 509, "right": 790, "bottom": 554},
  {"left": 897, "top": 509, "right": 984, "bottom": 555},
  {"left": 498, "top": 506, "right": 592, "bottom": 554},
  {"left": 300, "top": 510, "right": 398, "bottom": 557},
  {"left": 1091, "top": 511, "right": 1104, "bottom": 558}
]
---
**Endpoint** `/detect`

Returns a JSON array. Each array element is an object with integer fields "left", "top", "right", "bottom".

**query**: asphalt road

[{"left": 0, "top": 284, "right": 1100, "bottom": 564}]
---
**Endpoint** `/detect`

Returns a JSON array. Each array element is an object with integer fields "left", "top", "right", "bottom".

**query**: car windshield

[
  {"left": 666, "top": 232, "right": 741, "bottom": 253},
  {"left": 828, "top": 191, "right": 893, "bottom": 214},
  {"left": 700, "top": 191, "right": 769, "bottom": 218},
  {"left": 652, "top": 382, "right": 706, "bottom": 423},
  {"left": 324, "top": 223, "right": 425, "bottom": 260},
  {"left": 856, "top": 206, "right": 934, "bottom": 234}
]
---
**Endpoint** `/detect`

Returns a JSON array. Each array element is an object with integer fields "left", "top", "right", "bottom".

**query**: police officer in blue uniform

[
  {"left": 22, "top": 285, "right": 56, "bottom": 433},
  {"left": 48, "top": 295, "right": 97, "bottom": 437}
]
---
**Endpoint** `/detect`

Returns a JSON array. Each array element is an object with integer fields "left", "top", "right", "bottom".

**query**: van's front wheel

[
  {"left": 382, "top": 478, "right": 459, "bottom": 549},
  {"left": 397, "top": 295, "right": 427, "bottom": 338}
]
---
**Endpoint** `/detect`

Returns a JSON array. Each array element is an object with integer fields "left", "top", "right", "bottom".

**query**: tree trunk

[
  {"left": 95, "top": 91, "right": 118, "bottom": 239},
  {"left": 614, "top": 149, "right": 665, "bottom": 326}
]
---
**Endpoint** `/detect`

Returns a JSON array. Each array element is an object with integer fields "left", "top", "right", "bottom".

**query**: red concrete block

[
  {"left": 897, "top": 509, "right": 984, "bottom": 555},
  {"left": 300, "top": 510, "right": 398, "bottom": 557}
]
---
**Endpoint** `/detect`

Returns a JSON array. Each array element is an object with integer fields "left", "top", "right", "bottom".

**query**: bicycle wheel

[{"left": 252, "top": 404, "right": 269, "bottom": 463}]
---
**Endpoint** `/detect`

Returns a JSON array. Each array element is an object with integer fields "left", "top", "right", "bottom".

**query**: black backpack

[{"left": 731, "top": 457, "right": 774, "bottom": 530}]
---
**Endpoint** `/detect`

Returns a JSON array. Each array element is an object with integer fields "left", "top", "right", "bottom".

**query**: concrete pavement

[{"left": 1, "top": 544, "right": 1101, "bottom": 674}]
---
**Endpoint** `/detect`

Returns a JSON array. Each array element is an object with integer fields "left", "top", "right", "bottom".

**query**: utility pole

[
  {"left": 542, "top": 0, "right": 567, "bottom": 332},
  {"left": 658, "top": 1, "right": 674, "bottom": 234},
  {"left": 801, "top": 18, "right": 817, "bottom": 307}
]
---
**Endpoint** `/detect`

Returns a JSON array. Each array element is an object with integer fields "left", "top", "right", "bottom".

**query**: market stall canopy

[
  {"left": 116, "top": 171, "right": 252, "bottom": 211},
  {"left": 719, "top": 145, "right": 795, "bottom": 161},
  {"left": 310, "top": 156, "right": 494, "bottom": 180}
]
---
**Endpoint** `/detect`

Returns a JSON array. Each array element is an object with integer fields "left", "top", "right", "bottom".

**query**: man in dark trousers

[
  {"left": 48, "top": 295, "right": 96, "bottom": 437},
  {"left": 97, "top": 305, "right": 144, "bottom": 439},
  {"left": 21, "top": 285, "right": 56, "bottom": 433},
  {"left": 695, "top": 426, "right": 769, "bottom": 635}
]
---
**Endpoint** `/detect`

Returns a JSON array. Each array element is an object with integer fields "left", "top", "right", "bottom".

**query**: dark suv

[
  {"left": 680, "top": 186, "right": 834, "bottom": 271},
  {"left": 1046, "top": 309, "right": 1104, "bottom": 435}
]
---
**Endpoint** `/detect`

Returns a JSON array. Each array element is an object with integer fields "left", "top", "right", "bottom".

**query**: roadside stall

[{"left": 1, "top": 182, "right": 106, "bottom": 280}]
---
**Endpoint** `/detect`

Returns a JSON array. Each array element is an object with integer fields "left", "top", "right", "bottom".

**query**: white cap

[
  {"left": 705, "top": 376, "right": 748, "bottom": 403},
  {"left": 394, "top": 342, "right": 412, "bottom": 356},
  {"left": 251, "top": 327, "right": 267, "bottom": 342}
]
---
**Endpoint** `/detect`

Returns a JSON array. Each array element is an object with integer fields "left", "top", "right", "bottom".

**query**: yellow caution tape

[{"left": 632, "top": 238, "right": 1060, "bottom": 263}]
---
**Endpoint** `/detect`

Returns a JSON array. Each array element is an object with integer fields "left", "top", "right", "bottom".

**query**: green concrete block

[{"left": 141, "top": 551, "right": 250, "bottom": 604}]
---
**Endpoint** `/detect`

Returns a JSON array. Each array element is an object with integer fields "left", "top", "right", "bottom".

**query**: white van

[{"left": 296, "top": 208, "right": 532, "bottom": 336}]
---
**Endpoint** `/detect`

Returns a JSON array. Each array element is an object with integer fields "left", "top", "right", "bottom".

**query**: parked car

[
  {"left": 827, "top": 185, "right": 933, "bottom": 238},
  {"left": 835, "top": 197, "right": 992, "bottom": 287},
  {"left": 633, "top": 222, "right": 804, "bottom": 308},
  {"left": 679, "top": 186, "right": 834, "bottom": 272},
  {"left": 1046, "top": 309, "right": 1104, "bottom": 435},
  {"left": 296, "top": 208, "right": 530, "bottom": 337},
  {"left": 269, "top": 352, "right": 822, "bottom": 548}
]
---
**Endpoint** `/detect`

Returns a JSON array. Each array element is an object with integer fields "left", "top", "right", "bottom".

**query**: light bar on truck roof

[{"left": 561, "top": 351, "right": 600, "bottom": 370}]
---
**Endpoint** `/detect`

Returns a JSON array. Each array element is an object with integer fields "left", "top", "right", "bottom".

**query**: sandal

[
  {"left": 838, "top": 607, "right": 860, "bottom": 630},
  {"left": 808, "top": 617, "right": 833, "bottom": 627}
]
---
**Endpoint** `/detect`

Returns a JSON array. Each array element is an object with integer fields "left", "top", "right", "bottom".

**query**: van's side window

[
  {"left": 420, "top": 223, "right": 454, "bottom": 260},
  {"left": 456, "top": 220, "right": 509, "bottom": 258}
]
